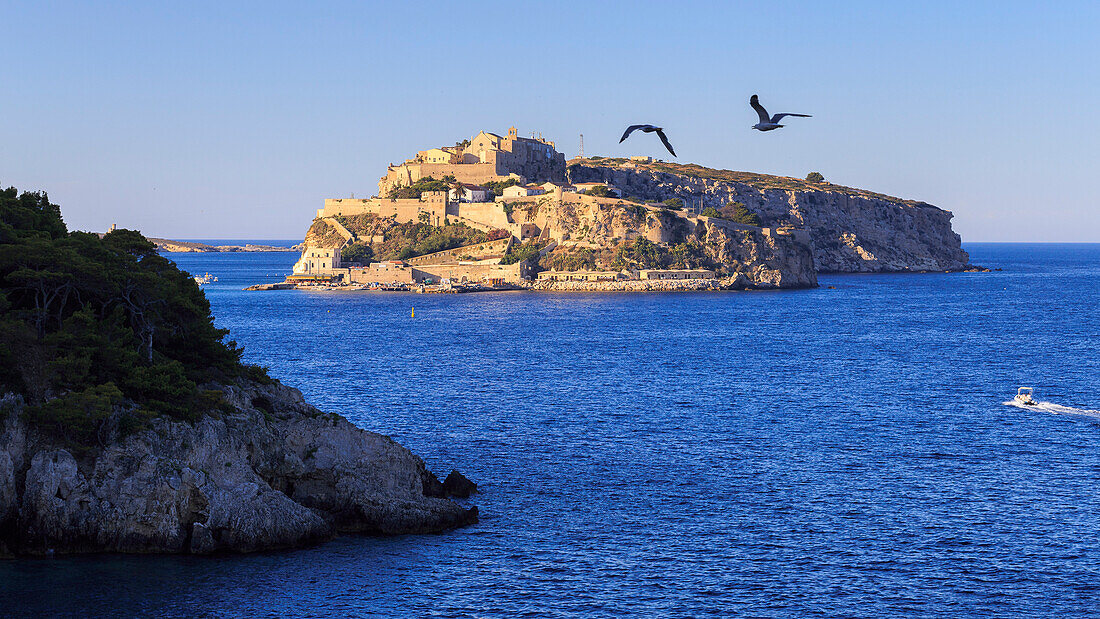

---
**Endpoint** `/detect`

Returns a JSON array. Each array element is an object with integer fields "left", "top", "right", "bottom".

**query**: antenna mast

[{"left": 579, "top": 133, "right": 585, "bottom": 158}]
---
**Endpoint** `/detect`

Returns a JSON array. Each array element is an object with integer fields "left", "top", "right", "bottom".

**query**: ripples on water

[{"left": 3, "top": 244, "right": 1100, "bottom": 617}]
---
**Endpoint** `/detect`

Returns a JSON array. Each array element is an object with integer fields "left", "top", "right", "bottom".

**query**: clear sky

[{"left": 2, "top": 1, "right": 1097, "bottom": 241}]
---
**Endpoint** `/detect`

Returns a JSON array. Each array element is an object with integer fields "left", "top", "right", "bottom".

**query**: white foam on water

[{"left": 1004, "top": 400, "right": 1100, "bottom": 419}]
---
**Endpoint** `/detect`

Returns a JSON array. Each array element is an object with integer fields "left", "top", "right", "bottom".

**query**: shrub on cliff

[
  {"left": 669, "top": 242, "right": 710, "bottom": 269},
  {"left": 663, "top": 198, "right": 684, "bottom": 210},
  {"left": 0, "top": 185, "right": 267, "bottom": 446},
  {"left": 386, "top": 175, "right": 456, "bottom": 199},
  {"left": 482, "top": 179, "right": 518, "bottom": 197},
  {"left": 612, "top": 238, "right": 663, "bottom": 270},
  {"left": 500, "top": 240, "right": 545, "bottom": 266},
  {"left": 580, "top": 185, "right": 613, "bottom": 198},
  {"left": 382, "top": 222, "right": 504, "bottom": 261},
  {"left": 543, "top": 249, "right": 598, "bottom": 272},
  {"left": 341, "top": 242, "right": 374, "bottom": 264},
  {"left": 806, "top": 171, "right": 825, "bottom": 183},
  {"left": 721, "top": 202, "right": 762, "bottom": 226}
]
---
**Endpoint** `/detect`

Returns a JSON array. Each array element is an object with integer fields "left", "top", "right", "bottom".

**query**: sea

[{"left": 3, "top": 243, "right": 1100, "bottom": 617}]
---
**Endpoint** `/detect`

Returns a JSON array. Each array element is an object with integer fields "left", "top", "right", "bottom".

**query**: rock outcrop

[
  {"left": 0, "top": 382, "right": 476, "bottom": 557},
  {"left": 507, "top": 193, "right": 818, "bottom": 289},
  {"left": 568, "top": 160, "right": 972, "bottom": 273}
]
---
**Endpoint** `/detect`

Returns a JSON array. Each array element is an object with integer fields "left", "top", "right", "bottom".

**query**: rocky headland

[
  {"left": 149, "top": 238, "right": 300, "bottom": 253},
  {"left": 567, "top": 159, "right": 972, "bottom": 273},
  {"left": 0, "top": 186, "right": 476, "bottom": 557},
  {"left": 0, "top": 380, "right": 476, "bottom": 557}
]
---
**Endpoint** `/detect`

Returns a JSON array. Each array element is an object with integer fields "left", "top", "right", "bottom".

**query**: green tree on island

[
  {"left": 582, "top": 185, "right": 613, "bottom": 198},
  {"left": 482, "top": 178, "right": 518, "bottom": 197},
  {"left": 341, "top": 242, "right": 373, "bottom": 264},
  {"left": 806, "top": 171, "right": 825, "bottom": 183},
  {"left": 612, "top": 237, "right": 662, "bottom": 269},
  {"left": 0, "top": 185, "right": 269, "bottom": 449},
  {"left": 725, "top": 202, "right": 762, "bottom": 226},
  {"left": 388, "top": 176, "right": 456, "bottom": 199},
  {"left": 500, "top": 240, "right": 545, "bottom": 266}
]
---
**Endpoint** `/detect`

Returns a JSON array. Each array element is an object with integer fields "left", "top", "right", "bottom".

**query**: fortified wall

[
  {"left": 404, "top": 237, "right": 513, "bottom": 265},
  {"left": 318, "top": 191, "right": 448, "bottom": 226}
]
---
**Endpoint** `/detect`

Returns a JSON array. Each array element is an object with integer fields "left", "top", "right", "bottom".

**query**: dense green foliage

[
  {"left": 725, "top": 202, "right": 762, "bottom": 226},
  {"left": 384, "top": 223, "right": 507, "bottom": 261},
  {"left": 500, "top": 240, "right": 545, "bottom": 265},
  {"left": 386, "top": 175, "right": 456, "bottom": 199},
  {"left": 668, "top": 241, "right": 710, "bottom": 268},
  {"left": 700, "top": 203, "right": 762, "bottom": 226},
  {"left": 482, "top": 178, "right": 518, "bottom": 197},
  {"left": 331, "top": 215, "right": 508, "bottom": 261},
  {"left": 541, "top": 248, "right": 600, "bottom": 272},
  {"left": 623, "top": 203, "right": 647, "bottom": 220},
  {"left": 0, "top": 185, "right": 262, "bottom": 448},
  {"left": 662, "top": 198, "right": 684, "bottom": 210},
  {"left": 612, "top": 238, "right": 662, "bottom": 269},
  {"left": 340, "top": 242, "right": 374, "bottom": 264},
  {"left": 580, "top": 185, "right": 613, "bottom": 198},
  {"left": 606, "top": 237, "right": 713, "bottom": 271},
  {"left": 806, "top": 171, "right": 825, "bottom": 183}
]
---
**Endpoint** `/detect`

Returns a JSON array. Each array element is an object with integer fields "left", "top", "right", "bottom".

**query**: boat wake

[{"left": 1004, "top": 400, "right": 1100, "bottom": 419}]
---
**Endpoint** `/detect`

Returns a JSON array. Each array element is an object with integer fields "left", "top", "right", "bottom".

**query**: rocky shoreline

[
  {"left": 0, "top": 380, "right": 477, "bottom": 557},
  {"left": 524, "top": 275, "right": 781, "bottom": 292},
  {"left": 150, "top": 238, "right": 300, "bottom": 253},
  {"left": 245, "top": 274, "right": 809, "bottom": 293}
]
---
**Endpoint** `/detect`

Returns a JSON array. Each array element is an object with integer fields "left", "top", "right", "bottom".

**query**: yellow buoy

[{"left": 411, "top": 307, "right": 415, "bottom": 318}]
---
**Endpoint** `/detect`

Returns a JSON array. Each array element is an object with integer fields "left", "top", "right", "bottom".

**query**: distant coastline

[{"left": 152, "top": 238, "right": 301, "bottom": 253}]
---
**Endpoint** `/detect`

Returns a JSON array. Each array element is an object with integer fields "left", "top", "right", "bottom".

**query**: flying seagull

[
  {"left": 750, "top": 95, "right": 811, "bottom": 131},
  {"left": 619, "top": 124, "right": 676, "bottom": 157}
]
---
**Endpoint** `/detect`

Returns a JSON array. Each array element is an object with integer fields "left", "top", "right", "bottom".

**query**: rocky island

[
  {"left": 148, "top": 238, "right": 299, "bottom": 253},
  {"left": 270, "top": 128, "right": 974, "bottom": 293},
  {"left": 0, "top": 186, "right": 475, "bottom": 556}
]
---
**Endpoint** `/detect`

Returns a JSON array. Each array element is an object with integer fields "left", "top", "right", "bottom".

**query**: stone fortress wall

[
  {"left": 404, "top": 237, "right": 513, "bottom": 265},
  {"left": 318, "top": 191, "right": 448, "bottom": 226}
]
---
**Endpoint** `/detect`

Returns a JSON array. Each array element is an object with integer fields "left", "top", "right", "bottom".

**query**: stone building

[
  {"left": 502, "top": 184, "right": 545, "bottom": 198},
  {"left": 293, "top": 247, "right": 342, "bottom": 275},
  {"left": 378, "top": 127, "right": 566, "bottom": 196},
  {"left": 448, "top": 183, "right": 491, "bottom": 203}
]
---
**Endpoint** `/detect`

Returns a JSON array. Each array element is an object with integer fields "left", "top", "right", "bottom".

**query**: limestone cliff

[
  {"left": 510, "top": 195, "right": 817, "bottom": 288},
  {"left": 567, "top": 159, "right": 971, "bottom": 272},
  {"left": 0, "top": 381, "right": 476, "bottom": 556}
]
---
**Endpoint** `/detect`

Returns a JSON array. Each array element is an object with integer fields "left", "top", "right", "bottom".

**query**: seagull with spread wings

[
  {"left": 619, "top": 124, "right": 676, "bottom": 157},
  {"left": 750, "top": 95, "right": 811, "bottom": 131}
]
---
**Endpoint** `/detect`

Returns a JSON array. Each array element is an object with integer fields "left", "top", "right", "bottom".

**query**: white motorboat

[
  {"left": 1014, "top": 387, "right": 1038, "bottom": 406},
  {"left": 193, "top": 272, "right": 217, "bottom": 286}
]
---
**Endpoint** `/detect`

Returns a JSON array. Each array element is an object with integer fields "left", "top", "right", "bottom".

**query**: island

[
  {"left": 259, "top": 128, "right": 978, "bottom": 293},
  {"left": 147, "top": 238, "right": 300, "bottom": 253},
  {"left": 0, "top": 186, "right": 476, "bottom": 556}
]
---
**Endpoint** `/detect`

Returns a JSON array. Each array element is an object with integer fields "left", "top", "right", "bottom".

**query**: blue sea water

[{"left": 3, "top": 243, "right": 1100, "bottom": 617}]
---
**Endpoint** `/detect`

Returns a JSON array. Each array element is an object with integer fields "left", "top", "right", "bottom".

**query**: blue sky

[{"left": 2, "top": 1, "right": 1097, "bottom": 241}]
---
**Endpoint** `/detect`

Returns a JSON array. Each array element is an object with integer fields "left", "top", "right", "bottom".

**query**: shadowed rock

[
  {"left": 0, "top": 381, "right": 478, "bottom": 556},
  {"left": 442, "top": 470, "right": 478, "bottom": 498}
]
